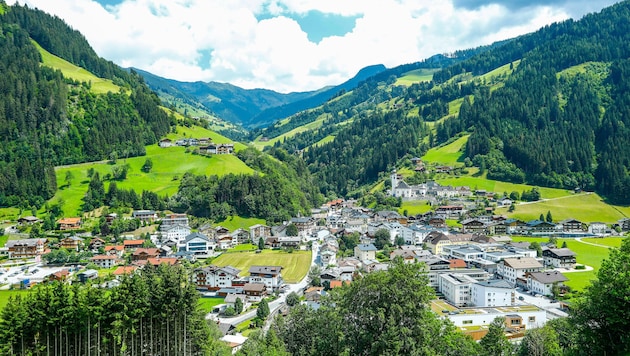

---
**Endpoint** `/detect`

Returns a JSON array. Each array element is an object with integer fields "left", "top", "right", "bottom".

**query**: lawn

[
  {"left": 510, "top": 236, "right": 612, "bottom": 291},
  {"left": 398, "top": 200, "right": 432, "bottom": 216},
  {"left": 212, "top": 249, "right": 311, "bottom": 283},
  {"left": 52, "top": 136, "right": 255, "bottom": 216},
  {"left": 0, "top": 290, "right": 31, "bottom": 312},
  {"left": 36, "top": 41, "right": 122, "bottom": 95},
  {"left": 216, "top": 216, "right": 266, "bottom": 232},
  {"left": 581, "top": 237, "right": 625, "bottom": 248},
  {"left": 496, "top": 193, "right": 628, "bottom": 223},
  {"left": 197, "top": 297, "right": 225, "bottom": 314},
  {"left": 421, "top": 135, "right": 469, "bottom": 165}
]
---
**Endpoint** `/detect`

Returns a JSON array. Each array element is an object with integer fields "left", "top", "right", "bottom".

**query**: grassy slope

[
  {"left": 395, "top": 68, "right": 438, "bottom": 86},
  {"left": 35, "top": 41, "right": 121, "bottom": 94},
  {"left": 212, "top": 250, "right": 311, "bottom": 283},
  {"left": 398, "top": 200, "right": 432, "bottom": 215},
  {"left": 216, "top": 216, "right": 266, "bottom": 231},
  {"left": 495, "top": 193, "right": 629, "bottom": 223},
  {"left": 421, "top": 135, "right": 469, "bottom": 165},
  {"left": 52, "top": 126, "right": 253, "bottom": 216}
]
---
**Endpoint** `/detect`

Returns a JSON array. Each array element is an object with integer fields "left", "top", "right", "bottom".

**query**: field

[
  {"left": 395, "top": 68, "right": 437, "bottom": 86},
  {"left": 421, "top": 135, "right": 469, "bottom": 165},
  {"left": 252, "top": 112, "right": 330, "bottom": 149},
  {"left": 198, "top": 297, "right": 225, "bottom": 313},
  {"left": 35, "top": 42, "right": 122, "bottom": 95},
  {"left": 0, "top": 290, "right": 31, "bottom": 312},
  {"left": 437, "top": 175, "right": 572, "bottom": 200},
  {"left": 398, "top": 200, "right": 432, "bottom": 216},
  {"left": 216, "top": 216, "right": 266, "bottom": 232},
  {"left": 52, "top": 127, "right": 254, "bottom": 216},
  {"left": 510, "top": 236, "right": 624, "bottom": 291},
  {"left": 212, "top": 250, "right": 311, "bottom": 283},
  {"left": 496, "top": 193, "right": 630, "bottom": 223}
]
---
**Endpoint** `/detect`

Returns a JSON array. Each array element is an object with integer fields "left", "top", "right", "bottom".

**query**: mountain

[
  {"left": 272, "top": 1, "right": 630, "bottom": 203},
  {"left": 136, "top": 64, "right": 387, "bottom": 129}
]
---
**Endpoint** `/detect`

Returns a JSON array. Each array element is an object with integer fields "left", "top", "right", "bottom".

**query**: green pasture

[
  {"left": 197, "top": 297, "right": 225, "bottom": 314},
  {"left": 510, "top": 236, "right": 613, "bottom": 291},
  {"left": 395, "top": 68, "right": 437, "bottom": 86},
  {"left": 35, "top": 41, "right": 121, "bottom": 95},
  {"left": 437, "top": 176, "right": 572, "bottom": 200},
  {"left": 252, "top": 113, "right": 330, "bottom": 149},
  {"left": 421, "top": 135, "right": 469, "bottom": 165},
  {"left": 228, "top": 244, "right": 257, "bottom": 252},
  {"left": 216, "top": 216, "right": 265, "bottom": 232},
  {"left": 52, "top": 140, "right": 254, "bottom": 216},
  {"left": 398, "top": 200, "right": 432, "bottom": 216},
  {"left": 306, "top": 135, "right": 335, "bottom": 151},
  {"left": 0, "top": 290, "right": 31, "bottom": 312},
  {"left": 496, "top": 193, "right": 628, "bottom": 223},
  {"left": 581, "top": 237, "right": 624, "bottom": 248},
  {"left": 212, "top": 250, "right": 311, "bottom": 283}
]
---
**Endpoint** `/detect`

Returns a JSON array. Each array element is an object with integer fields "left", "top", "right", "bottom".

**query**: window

[
  {"left": 528, "top": 316, "right": 536, "bottom": 322},
  {"left": 463, "top": 320, "right": 473, "bottom": 325}
]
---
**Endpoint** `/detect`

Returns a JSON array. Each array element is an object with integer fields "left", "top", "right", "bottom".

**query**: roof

[
  {"left": 58, "top": 217, "right": 81, "bottom": 224},
  {"left": 133, "top": 248, "right": 159, "bottom": 256},
  {"left": 356, "top": 243, "right": 377, "bottom": 251},
  {"left": 184, "top": 232, "right": 210, "bottom": 243},
  {"left": 123, "top": 239, "right": 145, "bottom": 246},
  {"left": 105, "top": 245, "right": 124, "bottom": 251},
  {"left": 249, "top": 266, "right": 282, "bottom": 275},
  {"left": 113, "top": 266, "right": 139, "bottom": 275},
  {"left": 528, "top": 271, "right": 568, "bottom": 284},
  {"left": 91, "top": 255, "right": 118, "bottom": 260},
  {"left": 243, "top": 283, "right": 266, "bottom": 292},
  {"left": 449, "top": 259, "right": 467, "bottom": 269},
  {"left": 147, "top": 257, "right": 178, "bottom": 266},
  {"left": 546, "top": 248, "right": 576, "bottom": 257},
  {"left": 502, "top": 257, "right": 543, "bottom": 269},
  {"left": 5, "top": 239, "right": 46, "bottom": 247},
  {"left": 475, "top": 279, "right": 513, "bottom": 289}
]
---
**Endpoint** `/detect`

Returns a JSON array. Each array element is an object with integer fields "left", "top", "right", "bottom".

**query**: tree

[
  {"left": 64, "top": 171, "right": 74, "bottom": 187},
  {"left": 561, "top": 241, "right": 568, "bottom": 248},
  {"left": 546, "top": 210, "right": 553, "bottom": 223},
  {"left": 285, "top": 224, "right": 298, "bottom": 237},
  {"left": 518, "top": 325, "right": 562, "bottom": 356},
  {"left": 568, "top": 237, "right": 630, "bottom": 354},
  {"left": 539, "top": 213, "right": 545, "bottom": 221},
  {"left": 286, "top": 292, "right": 300, "bottom": 307},
  {"left": 141, "top": 158, "right": 153, "bottom": 173},
  {"left": 529, "top": 242, "right": 543, "bottom": 257},
  {"left": 395, "top": 235, "right": 406, "bottom": 246},
  {"left": 257, "top": 237, "right": 265, "bottom": 250},
  {"left": 508, "top": 204, "right": 515, "bottom": 212},
  {"left": 224, "top": 306, "right": 236, "bottom": 317},
  {"left": 257, "top": 299, "right": 270, "bottom": 320},
  {"left": 479, "top": 317, "right": 512, "bottom": 356},
  {"left": 308, "top": 266, "right": 321, "bottom": 287},
  {"left": 509, "top": 191, "right": 520, "bottom": 201},
  {"left": 235, "top": 297, "right": 243, "bottom": 314},
  {"left": 548, "top": 236, "right": 558, "bottom": 247},
  {"left": 374, "top": 228, "right": 391, "bottom": 249}
]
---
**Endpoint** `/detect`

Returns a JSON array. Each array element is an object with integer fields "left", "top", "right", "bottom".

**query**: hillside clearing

[
  {"left": 395, "top": 68, "right": 437, "bottom": 86},
  {"left": 421, "top": 135, "right": 469, "bottom": 165},
  {"left": 212, "top": 250, "right": 311, "bottom": 283}
]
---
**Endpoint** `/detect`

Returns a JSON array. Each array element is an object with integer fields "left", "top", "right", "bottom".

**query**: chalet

[
  {"left": 132, "top": 210, "right": 158, "bottom": 223},
  {"left": 193, "top": 265, "right": 241, "bottom": 290},
  {"left": 217, "top": 235, "right": 234, "bottom": 250},
  {"left": 158, "top": 138, "right": 173, "bottom": 147},
  {"left": 182, "top": 232, "right": 213, "bottom": 256},
  {"left": 131, "top": 248, "right": 160, "bottom": 261},
  {"left": 224, "top": 294, "right": 246, "bottom": 310},
  {"left": 199, "top": 143, "right": 235, "bottom": 155},
  {"left": 89, "top": 238, "right": 106, "bottom": 251},
  {"left": 90, "top": 255, "right": 120, "bottom": 268},
  {"left": 112, "top": 266, "right": 139, "bottom": 278},
  {"left": 428, "top": 217, "right": 447, "bottom": 228},
  {"left": 231, "top": 228, "right": 250, "bottom": 245},
  {"left": 104, "top": 245, "right": 125, "bottom": 257},
  {"left": 527, "top": 271, "right": 568, "bottom": 296},
  {"left": 198, "top": 137, "right": 212, "bottom": 145},
  {"left": 278, "top": 236, "right": 301, "bottom": 248},
  {"left": 435, "top": 165, "right": 453, "bottom": 173},
  {"left": 58, "top": 217, "right": 81, "bottom": 230},
  {"left": 320, "top": 250, "right": 337, "bottom": 266},
  {"left": 17, "top": 216, "right": 40, "bottom": 225},
  {"left": 588, "top": 222, "right": 608, "bottom": 235},
  {"left": 59, "top": 236, "right": 84, "bottom": 251},
  {"left": 249, "top": 224, "right": 271, "bottom": 244},
  {"left": 558, "top": 219, "right": 585, "bottom": 233},
  {"left": 290, "top": 217, "right": 316, "bottom": 235},
  {"left": 461, "top": 219, "right": 488, "bottom": 234},
  {"left": 105, "top": 213, "right": 118, "bottom": 224},
  {"left": 248, "top": 266, "right": 283, "bottom": 289},
  {"left": 542, "top": 248, "right": 577, "bottom": 269},
  {"left": 525, "top": 220, "right": 557, "bottom": 236},
  {"left": 146, "top": 257, "right": 178, "bottom": 266},
  {"left": 48, "top": 269, "right": 70, "bottom": 282},
  {"left": 123, "top": 239, "right": 145, "bottom": 250},
  {"left": 5, "top": 239, "right": 47, "bottom": 259},
  {"left": 242, "top": 283, "right": 267, "bottom": 302},
  {"left": 497, "top": 257, "right": 544, "bottom": 286},
  {"left": 354, "top": 243, "right": 377, "bottom": 262}
]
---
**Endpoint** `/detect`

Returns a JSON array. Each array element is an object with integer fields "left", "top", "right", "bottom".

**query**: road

[
  {"left": 574, "top": 237, "right": 611, "bottom": 249},
  {"left": 209, "top": 241, "right": 320, "bottom": 326}
]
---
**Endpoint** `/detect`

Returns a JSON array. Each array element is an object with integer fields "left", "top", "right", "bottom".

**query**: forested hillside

[
  {"left": 0, "top": 3, "right": 171, "bottom": 208},
  {"left": 270, "top": 1, "right": 630, "bottom": 204}
]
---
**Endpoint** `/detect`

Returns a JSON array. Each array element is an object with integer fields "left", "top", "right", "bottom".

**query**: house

[
  {"left": 542, "top": 248, "right": 577, "bottom": 269},
  {"left": 5, "top": 239, "right": 47, "bottom": 259},
  {"left": 199, "top": 143, "right": 235, "bottom": 155},
  {"left": 224, "top": 293, "right": 247, "bottom": 310},
  {"left": 320, "top": 249, "right": 337, "bottom": 266},
  {"left": 527, "top": 271, "right": 568, "bottom": 296},
  {"left": 131, "top": 248, "right": 160, "bottom": 261},
  {"left": 182, "top": 232, "right": 213, "bottom": 256},
  {"left": 132, "top": 210, "right": 158, "bottom": 223},
  {"left": 250, "top": 224, "right": 271, "bottom": 244},
  {"left": 48, "top": 269, "right": 70, "bottom": 282},
  {"left": 231, "top": 228, "right": 250, "bottom": 245},
  {"left": 89, "top": 238, "right": 106, "bottom": 251},
  {"left": 123, "top": 239, "right": 145, "bottom": 250},
  {"left": 525, "top": 220, "right": 557, "bottom": 235},
  {"left": 438, "top": 273, "right": 478, "bottom": 307},
  {"left": 161, "top": 224, "right": 192, "bottom": 246},
  {"left": 304, "top": 286, "right": 325, "bottom": 302},
  {"left": 248, "top": 266, "right": 283, "bottom": 289},
  {"left": 217, "top": 235, "right": 234, "bottom": 250},
  {"left": 424, "top": 232, "right": 475, "bottom": 255},
  {"left": 470, "top": 279, "right": 514, "bottom": 307},
  {"left": 104, "top": 245, "right": 125, "bottom": 257},
  {"left": 497, "top": 257, "right": 544, "bottom": 286},
  {"left": 435, "top": 205, "right": 465, "bottom": 219},
  {"left": 146, "top": 257, "right": 178, "bottom": 266},
  {"left": 90, "top": 255, "right": 120, "bottom": 268},
  {"left": 354, "top": 244, "right": 377, "bottom": 262},
  {"left": 160, "top": 213, "right": 189, "bottom": 229},
  {"left": 59, "top": 236, "right": 84, "bottom": 251},
  {"left": 243, "top": 283, "right": 267, "bottom": 302},
  {"left": 58, "top": 217, "right": 82, "bottom": 230},
  {"left": 158, "top": 138, "right": 173, "bottom": 147},
  {"left": 193, "top": 265, "right": 241, "bottom": 290},
  {"left": 17, "top": 216, "right": 40, "bottom": 225},
  {"left": 461, "top": 219, "right": 488, "bottom": 234},
  {"left": 618, "top": 218, "right": 630, "bottom": 231},
  {"left": 558, "top": 219, "right": 585, "bottom": 233},
  {"left": 588, "top": 222, "right": 608, "bottom": 235},
  {"left": 290, "top": 217, "right": 316, "bottom": 236},
  {"left": 220, "top": 334, "right": 247, "bottom": 354},
  {"left": 77, "top": 269, "right": 98, "bottom": 283},
  {"left": 112, "top": 266, "right": 139, "bottom": 277}
]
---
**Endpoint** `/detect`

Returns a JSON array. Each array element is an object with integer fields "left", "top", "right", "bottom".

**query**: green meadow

[
  {"left": 52, "top": 127, "right": 254, "bottom": 216},
  {"left": 212, "top": 250, "right": 311, "bottom": 283},
  {"left": 395, "top": 68, "right": 438, "bottom": 86},
  {"left": 398, "top": 200, "right": 432, "bottom": 216},
  {"left": 216, "top": 216, "right": 266, "bottom": 231},
  {"left": 421, "top": 135, "right": 469, "bottom": 165},
  {"left": 35, "top": 41, "right": 122, "bottom": 95},
  {"left": 437, "top": 176, "right": 572, "bottom": 200},
  {"left": 496, "top": 193, "right": 629, "bottom": 223}
]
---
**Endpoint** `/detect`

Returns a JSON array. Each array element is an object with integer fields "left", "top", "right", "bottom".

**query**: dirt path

[
  {"left": 574, "top": 237, "right": 611, "bottom": 249},
  {"left": 517, "top": 192, "right": 592, "bottom": 206}
]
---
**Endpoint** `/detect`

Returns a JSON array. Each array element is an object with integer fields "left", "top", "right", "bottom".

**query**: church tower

[{"left": 390, "top": 169, "right": 399, "bottom": 196}]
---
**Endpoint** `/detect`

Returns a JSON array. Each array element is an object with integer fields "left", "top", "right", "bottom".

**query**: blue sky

[{"left": 8, "top": 0, "right": 620, "bottom": 92}]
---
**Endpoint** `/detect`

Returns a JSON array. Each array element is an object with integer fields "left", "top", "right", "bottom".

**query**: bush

[
  {"left": 223, "top": 306, "right": 236, "bottom": 316},
  {"left": 574, "top": 265, "right": 586, "bottom": 270}
]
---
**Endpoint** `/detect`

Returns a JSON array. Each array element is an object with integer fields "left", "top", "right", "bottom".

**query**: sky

[{"left": 7, "top": 0, "right": 620, "bottom": 93}]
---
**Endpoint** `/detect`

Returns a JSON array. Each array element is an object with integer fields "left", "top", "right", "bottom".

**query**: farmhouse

[
  {"left": 248, "top": 266, "right": 283, "bottom": 289},
  {"left": 90, "top": 255, "right": 120, "bottom": 268},
  {"left": 527, "top": 271, "right": 568, "bottom": 296},
  {"left": 58, "top": 217, "right": 82, "bottom": 230},
  {"left": 542, "top": 248, "right": 577, "bottom": 269}
]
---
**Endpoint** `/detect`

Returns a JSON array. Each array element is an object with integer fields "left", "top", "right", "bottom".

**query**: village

[{"left": 2, "top": 174, "right": 630, "bottom": 351}]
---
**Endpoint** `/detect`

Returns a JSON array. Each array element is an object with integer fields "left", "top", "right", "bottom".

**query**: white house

[
  {"left": 588, "top": 222, "right": 608, "bottom": 235},
  {"left": 161, "top": 224, "right": 192, "bottom": 247},
  {"left": 496, "top": 257, "right": 544, "bottom": 285},
  {"left": 193, "top": 265, "right": 241, "bottom": 290},
  {"left": 248, "top": 266, "right": 283, "bottom": 289},
  {"left": 354, "top": 244, "right": 377, "bottom": 262},
  {"left": 447, "top": 306, "right": 546, "bottom": 332},
  {"left": 90, "top": 255, "right": 119, "bottom": 268},
  {"left": 470, "top": 279, "right": 514, "bottom": 307},
  {"left": 527, "top": 271, "right": 568, "bottom": 296},
  {"left": 542, "top": 248, "right": 576, "bottom": 269},
  {"left": 182, "top": 232, "right": 213, "bottom": 256},
  {"left": 438, "top": 273, "right": 477, "bottom": 307},
  {"left": 320, "top": 250, "right": 337, "bottom": 267}
]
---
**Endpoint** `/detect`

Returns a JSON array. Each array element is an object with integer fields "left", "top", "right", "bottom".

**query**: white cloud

[{"left": 6, "top": 0, "right": 618, "bottom": 92}]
